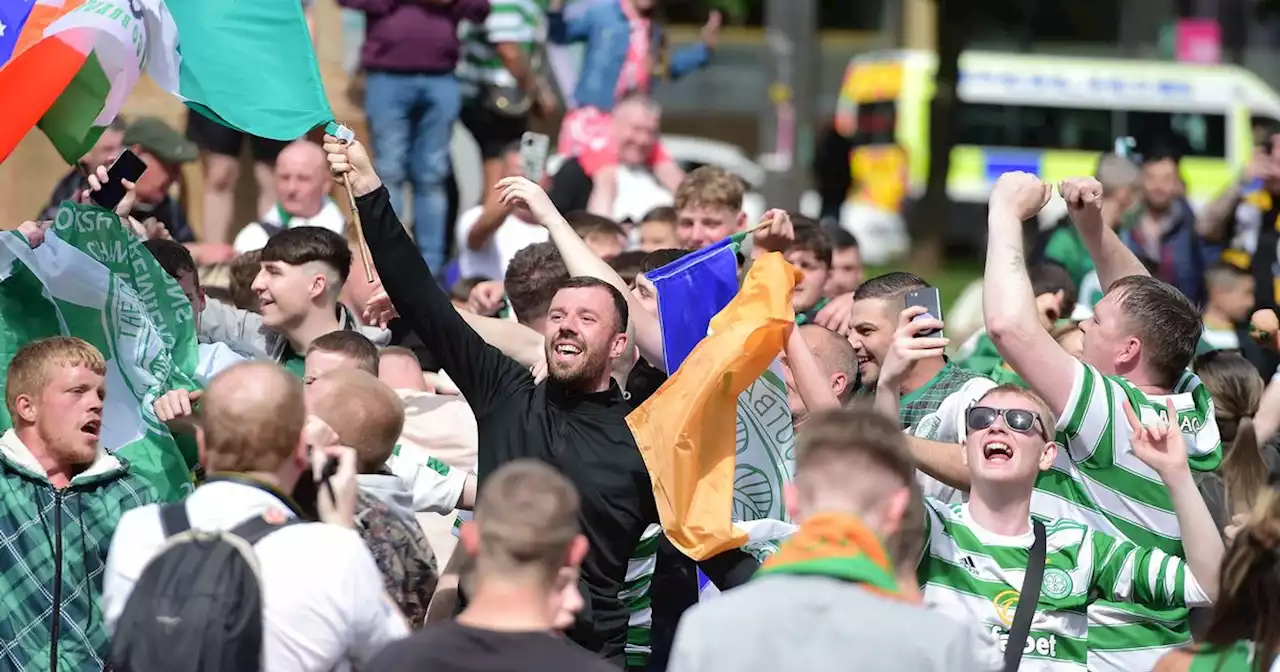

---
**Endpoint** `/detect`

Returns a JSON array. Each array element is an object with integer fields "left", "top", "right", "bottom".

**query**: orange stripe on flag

[
  {"left": 626, "top": 253, "right": 802, "bottom": 561},
  {"left": 0, "top": 37, "right": 89, "bottom": 164}
]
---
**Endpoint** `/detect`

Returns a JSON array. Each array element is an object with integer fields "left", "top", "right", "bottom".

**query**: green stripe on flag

[
  {"left": 39, "top": 51, "right": 112, "bottom": 165},
  {"left": 166, "top": 0, "right": 332, "bottom": 139}
]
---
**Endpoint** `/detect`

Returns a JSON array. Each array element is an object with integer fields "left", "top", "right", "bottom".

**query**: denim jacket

[{"left": 548, "top": 0, "right": 710, "bottom": 111}]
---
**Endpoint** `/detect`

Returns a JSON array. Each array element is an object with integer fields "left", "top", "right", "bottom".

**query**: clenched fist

[
  {"left": 988, "top": 172, "right": 1052, "bottom": 223},
  {"left": 1058, "top": 177, "right": 1104, "bottom": 230}
]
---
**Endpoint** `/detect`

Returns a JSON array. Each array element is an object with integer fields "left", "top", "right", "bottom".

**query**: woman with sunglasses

[{"left": 915, "top": 384, "right": 1225, "bottom": 672}]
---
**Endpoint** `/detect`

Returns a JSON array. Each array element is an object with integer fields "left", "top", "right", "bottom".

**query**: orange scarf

[{"left": 757, "top": 512, "right": 915, "bottom": 602}]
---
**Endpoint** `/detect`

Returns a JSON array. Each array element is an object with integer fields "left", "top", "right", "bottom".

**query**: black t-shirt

[{"left": 368, "top": 622, "right": 617, "bottom": 672}]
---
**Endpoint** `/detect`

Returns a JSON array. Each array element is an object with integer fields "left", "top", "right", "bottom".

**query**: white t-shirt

[
  {"left": 454, "top": 205, "right": 549, "bottom": 281},
  {"left": 102, "top": 480, "right": 408, "bottom": 672},
  {"left": 612, "top": 166, "right": 672, "bottom": 223},
  {"left": 234, "top": 199, "right": 348, "bottom": 254},
  {"left": 195, "top": 342, "right": 248, "bottom": 384}
]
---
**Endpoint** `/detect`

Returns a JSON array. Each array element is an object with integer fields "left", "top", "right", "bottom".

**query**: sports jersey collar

[{"left": 960, "top": 502, "right": 1036, "bottom": 548}]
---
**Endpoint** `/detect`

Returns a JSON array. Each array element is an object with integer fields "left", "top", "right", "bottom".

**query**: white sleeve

[
  {"left": 940, "top": 376, "right": 998, "bottom": 444},
  {"left": 1056, "top": 360, "right": 1119, "bottom": 462},
  {"left": 102, "top": 507, "right": 165, "bottom": 633},
  {"left": 343, "top": 538, "right": 410, "bottom": 666},
  {"left": 386, "top": 452, "right": 468, "bottom": 514}
]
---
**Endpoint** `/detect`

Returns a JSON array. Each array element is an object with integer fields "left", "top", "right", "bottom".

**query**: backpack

[{"left": 109, "top": 502, "right": 299, "bottom": 672}]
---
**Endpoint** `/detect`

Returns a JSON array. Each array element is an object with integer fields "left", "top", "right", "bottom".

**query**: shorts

[
  {"left": 186, "top": 111, "right": 289, "bottom": 161},
  {"left": 459, "top": 103, "right": 529, "bottom": 160}
]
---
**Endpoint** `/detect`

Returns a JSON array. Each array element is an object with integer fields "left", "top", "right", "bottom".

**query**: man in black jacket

[{"left": 323, "top": 134, "right": 755, "bottom": 667}]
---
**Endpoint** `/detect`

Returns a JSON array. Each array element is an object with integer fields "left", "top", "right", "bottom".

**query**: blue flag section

[{"left": 648, "top": 238, "right": 740, "bottom": 374}]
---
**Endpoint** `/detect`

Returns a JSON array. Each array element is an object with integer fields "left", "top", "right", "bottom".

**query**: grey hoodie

[{"left": 199, "top": 298, "right": 391, "bottom": 362}]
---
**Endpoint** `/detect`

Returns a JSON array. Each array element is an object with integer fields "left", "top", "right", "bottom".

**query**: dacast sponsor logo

[{"left": 992, "top": 590, "right": 1057, "bottom": 657}]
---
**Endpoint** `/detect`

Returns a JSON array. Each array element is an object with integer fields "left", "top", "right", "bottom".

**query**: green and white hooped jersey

[
  {"left": 449, "top": 518, "right": 662, "bottom": 671},
  {"left": 622, "top": 524, "right": 662, "bottom": 670},
  {"left": 1032, "top": 360, "right": 1222, "bottom": 671},
  {"left": 918, "top": 500, "right": 1210, "bottom": 671}
]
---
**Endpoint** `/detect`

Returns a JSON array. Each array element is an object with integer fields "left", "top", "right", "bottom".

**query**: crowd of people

[{"left": 3, "top": 0, "right": 1280, "bottom": 670}]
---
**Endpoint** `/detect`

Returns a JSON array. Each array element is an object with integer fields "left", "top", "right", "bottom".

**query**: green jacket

[{"left": 0, "top": 430, "right": 159, "bottom": 671}]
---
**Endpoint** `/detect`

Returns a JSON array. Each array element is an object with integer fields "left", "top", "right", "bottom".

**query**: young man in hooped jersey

[{"left": 912, "top": 384, "right": 1224, "bottom": 671}]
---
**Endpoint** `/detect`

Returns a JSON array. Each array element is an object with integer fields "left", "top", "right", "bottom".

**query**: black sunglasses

[{"left": 967, "top": 406, "right": 1047, "bottom": 439}]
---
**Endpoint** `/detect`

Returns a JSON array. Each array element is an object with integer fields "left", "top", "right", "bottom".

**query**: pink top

[{"left": 615, "top": 0, "right": 652, "bottom": 98}]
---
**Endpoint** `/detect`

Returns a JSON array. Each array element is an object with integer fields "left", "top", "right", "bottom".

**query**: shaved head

[
  {"left": 274, "top": 140, "right": 330, "bottom": 218},
  {"left": 202, "top": 362, "right": 305, "bottom": 472},
  {"left": 307, "top": 368, "right": 405, "bottom": 473},
  {"left": 277, "top": 140, "right": 327, "bottom": 173},
  {"left": 800, "top": 324, "right": 858, "bottom": 404}
]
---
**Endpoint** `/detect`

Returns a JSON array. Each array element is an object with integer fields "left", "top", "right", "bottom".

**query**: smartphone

[
  {"left": 91, "top": 149, "right": 147, "bottom": 211},
  {"left": 290, "top": 453, "right": 340, "bottom": 521},
  {"left": 904, "top": 288, "right": 944, "bottom": 338},
  {"left": 520, "top": 131, "right": 551, "bottom": 183}
]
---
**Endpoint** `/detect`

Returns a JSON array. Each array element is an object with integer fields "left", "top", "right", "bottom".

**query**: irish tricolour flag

[{"left": 0, "top": 0, "right": 331, "bottom": 164}]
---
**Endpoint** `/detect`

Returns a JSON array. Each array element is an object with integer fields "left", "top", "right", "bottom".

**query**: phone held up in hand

[
  {"left": 520, "top": 131, "right": 550, "bottom": 184},
  {"left": 90, "top": 149, "right": 148, "bottom": 211},
  {"left": 292, "top": 451, "right": 341, "bottom": 521},
  {"left": 904, "top": 287, "right": 944, "bottom": 338}
]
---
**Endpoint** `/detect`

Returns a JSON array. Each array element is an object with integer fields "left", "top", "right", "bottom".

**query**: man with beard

[{"left": 325, "top": 134, "right": 757, "bottom": 667}]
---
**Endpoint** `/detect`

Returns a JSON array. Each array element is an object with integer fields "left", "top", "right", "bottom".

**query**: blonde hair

[
  {"left": 674, "top": 166, "right": 745, "bottom": 212},
  {"left": 308, "top": 369, "right": 405, "bottom": 473},
  {"left": 5, "top": 337, "right": 106, "bottom": 415},
  {"left": 473, "top": 460, "right": 581, "bottom": 584}
]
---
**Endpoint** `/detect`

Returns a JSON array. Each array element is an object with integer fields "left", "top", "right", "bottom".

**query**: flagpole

[
  {"left": 341, "top": 172, "right": 376, "bottom": 283},
  {"left": 331, "top": 122, "right": 375, "bottom": 283}
]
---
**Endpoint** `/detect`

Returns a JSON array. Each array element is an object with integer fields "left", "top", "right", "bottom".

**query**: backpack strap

[
  {"left": 159, "top": 502, "right": 192, "bottom": 538},
  {"left": 227, "top": 513, "right": 301, "bottom": 546},
  {"left": 1002, "top": 519, "right": 1048, "bottom": 672}
]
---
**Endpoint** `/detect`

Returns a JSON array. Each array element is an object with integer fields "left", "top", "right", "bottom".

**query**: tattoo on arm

[{"left": 1006, "top": 246, "right": 1026, "bottom": 275}]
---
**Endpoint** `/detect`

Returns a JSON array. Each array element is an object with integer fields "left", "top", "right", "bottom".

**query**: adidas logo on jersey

[{"left": 990, "top": 625, "right": 1057, "bottom": 658}]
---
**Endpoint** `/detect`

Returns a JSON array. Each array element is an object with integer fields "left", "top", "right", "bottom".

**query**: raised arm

[
  {"left": 1124, "top": 399, "right": 1224, "bottom": 602},
  {"left": 496, "top": 177, "right": 665, "bottom": 369},
  {"left": 1066, "top": 177, "right": 1149, "bottom": 287},
  {"left": 667, "top": 12, "right": 718, "bottom": 79},
  {"left": 984, "top": 173, "right": 1085, "bottom": 415},
  {"left": 457, "top": 309, "right": 545, "bottom": 369},
  {"left": 1197, "top": 149, "right": 1270, "bottom": 241},
  {"left": 325, "top": 135, "right": 530, "bottom": 416}
]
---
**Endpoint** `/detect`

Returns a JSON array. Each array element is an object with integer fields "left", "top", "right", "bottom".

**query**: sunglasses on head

[{"left": 967, "top": 406, "right": 1047, "bottom": 439}]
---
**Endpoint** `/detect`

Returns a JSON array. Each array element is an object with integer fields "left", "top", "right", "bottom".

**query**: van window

[
  {"left": 851, "top": 101, "right": 897, "bottom": 145},
  {"left": 1127, "top": 112, "right": 1226, "bottom": 158},
  {"left": 957, "top": 104, "right": 1112, "bottom": 152},
  {"left": 955, "top": 103, "right": 1227, "bottom": 158}
]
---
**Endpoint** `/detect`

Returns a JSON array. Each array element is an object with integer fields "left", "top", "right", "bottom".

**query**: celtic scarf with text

[{"left": 0, "top": 202, "right": 199, "bottom": 500}]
